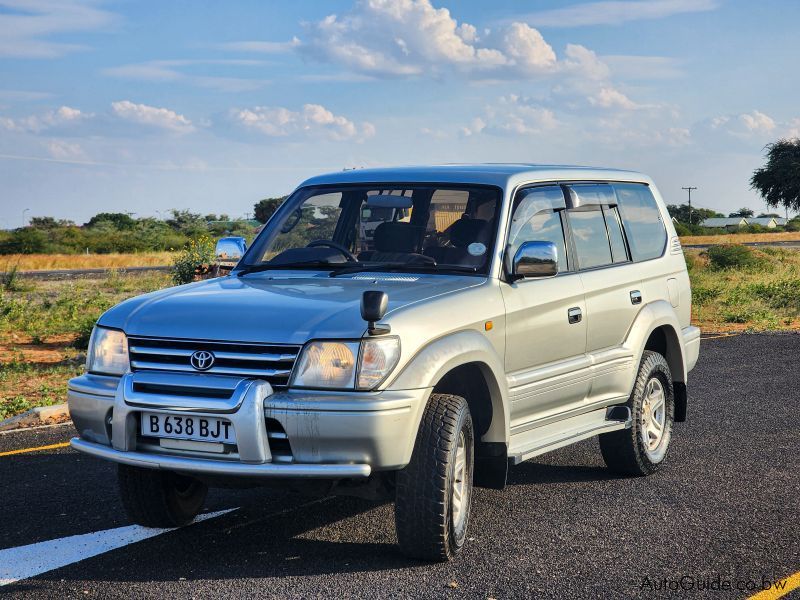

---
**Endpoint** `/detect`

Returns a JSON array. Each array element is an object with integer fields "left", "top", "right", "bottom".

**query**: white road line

[{"left": 0, "top": 508, "right": 237, "bottom": 586}]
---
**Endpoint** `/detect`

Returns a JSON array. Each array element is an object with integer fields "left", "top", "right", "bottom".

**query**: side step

[{"left": 509, "top": 406, "right": 631, "bottom": 465}]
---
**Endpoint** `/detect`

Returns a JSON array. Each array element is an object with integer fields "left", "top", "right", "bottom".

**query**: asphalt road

[{"left": 1, "top": 334, "right": 798, "bottom": 599}]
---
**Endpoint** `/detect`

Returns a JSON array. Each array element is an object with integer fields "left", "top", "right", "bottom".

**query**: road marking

[
  {"left": 0, "top": 508, "right": 237, "bottom": 586},
  {"left": 0, "top": 442, "right": 70, "bottom": 457},
  {"left": 0, "top": 422, "right": 72, "bottom": 436},
  {"left": 749, "top": 571, "right": 800, "bottom": 600}
]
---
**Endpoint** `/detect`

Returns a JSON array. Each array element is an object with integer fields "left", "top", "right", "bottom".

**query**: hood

[{"left": 99, "top": 272, "right": 483, "bottom": 344}]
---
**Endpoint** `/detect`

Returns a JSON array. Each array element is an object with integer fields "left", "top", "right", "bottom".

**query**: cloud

[
  {"left": 588, "top": 87, "right": 648, "bottom": 110},
  {"left": 45, "top": 139, "right": 87, "bottom": 160},
  {"left": 521, "top": 0, "right": 719, "bottom": 28},
  {"left": 0, "top": 0, "right": 117, "bottom": 58},
  {"left": 103, "top": 60, "right": 268, "bottom": 92},
  {"left": 739, "top": 110, "right": 775, "bottom": 133},
  {"left": 0, "top": 105, "right": 88, "bottom": 132},
  {"left": 295, "top": 0, "right": 594, "bottom": 79},
  {"left": 111, "top": 101, "right": 195, "bottom": 133},
  {"left": 704, "top": 110, "right": 777, "bottom": 139},
  {"left": 229, "top": 103, "right": 374, "bottom": 141},
  {"left": 465, "top": 95, "right": 558, "bottom": 136},
  {"left": 216, "top": 38, "right": 300, "bottom": 53}
]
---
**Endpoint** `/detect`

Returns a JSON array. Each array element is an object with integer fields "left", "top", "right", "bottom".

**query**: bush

[
  {"left": 746, "top": 279, "right": 800, "bottom": 310},
  {"left": 673, "top": 222, "right": 692, "bottom": 237},
  {"left": 707, "top": 245, "right": 757, "bottom": 270},
  {"left": 172, "top": 236, "right": 216, "bottom": 285}
]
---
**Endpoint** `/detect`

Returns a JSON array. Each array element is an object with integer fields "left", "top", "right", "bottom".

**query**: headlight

[
  {"left": 86, "top": 326, "right": 129, "bottom": 375},
  {"left": 291, "top": 337, "right": 400, "bottom": 390}
]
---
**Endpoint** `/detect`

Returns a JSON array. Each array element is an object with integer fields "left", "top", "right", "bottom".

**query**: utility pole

[
  {"left": 681, "top": 186, "right": 697, "bottom": 224},
  {"left": 22, "top": 207, "right": 30, "bottom": 228}
]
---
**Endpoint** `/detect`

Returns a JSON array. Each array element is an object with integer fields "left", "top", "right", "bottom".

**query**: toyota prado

[{"left": 67, "top": 164, "right": 700, "bottom": 561}]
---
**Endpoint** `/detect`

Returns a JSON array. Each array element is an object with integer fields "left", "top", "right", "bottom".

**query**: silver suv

[{"left": 67, "top": 164, "right": 700, "bottom": 561}]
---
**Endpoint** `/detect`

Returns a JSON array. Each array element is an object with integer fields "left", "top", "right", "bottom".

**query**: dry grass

[
  {"left": 687, "top": 247, "right": 800, "bottom": 332},
  {"left": 0, "top": 252, "right": 175, "bottom": 272},
  {"left": 681, "top": 231, "right": 800, "bottom": 245}
]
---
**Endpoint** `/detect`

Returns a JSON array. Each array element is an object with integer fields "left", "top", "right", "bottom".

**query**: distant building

[
  {"left": 775, "top": 217, "right": 788, "bottom": 226},
  {"left": 747, "top": 217, "right": 778, "bottom": 228},
  {"left": 699, "top": 217, "right": 748, "bottom": 230}
]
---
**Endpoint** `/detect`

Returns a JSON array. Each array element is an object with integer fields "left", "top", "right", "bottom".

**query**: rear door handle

[
  {"left": 630, "top": 290, "right": 642, "bottom": 305},
  {"left": 567, "top": 307, "right": 582, "bottom": 324}
]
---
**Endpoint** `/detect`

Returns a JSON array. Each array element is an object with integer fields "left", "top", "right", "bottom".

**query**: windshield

[{"left": 239, "top": 184, "right": 502, "bottom": 275}]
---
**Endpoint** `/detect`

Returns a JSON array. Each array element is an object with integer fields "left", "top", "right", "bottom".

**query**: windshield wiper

[
  {"left": 329, "top": 263, "right": 478, "bottom": 277},
  {"left": 236, "top": 261, "right": 345, "bottom": 277}
]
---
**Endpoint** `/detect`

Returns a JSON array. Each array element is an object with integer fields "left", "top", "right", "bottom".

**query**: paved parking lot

[{"left": 1, "top": 334, "right": 798, "bottom": 598}]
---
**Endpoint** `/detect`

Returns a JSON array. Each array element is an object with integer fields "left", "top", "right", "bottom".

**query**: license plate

[{"left": 141, "top": 412, "right": 236, "bottom": 444}]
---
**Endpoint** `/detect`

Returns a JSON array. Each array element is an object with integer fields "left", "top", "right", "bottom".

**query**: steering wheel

[{"left": 306, "top": 239, "right": 358, "bottom": 262}]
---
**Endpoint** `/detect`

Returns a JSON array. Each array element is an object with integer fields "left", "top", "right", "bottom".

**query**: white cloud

[
  {"left": 297, "top": 0, "right": 585, "bottom": 79},
  {"left": 785, "top": 118, "right": 800, "bottom": 139},
  {"left": 466, "top": 95, "right": 558, "bottom": 136},
  {"left": 45, "top": 139, "right": 87, "bottom": 160},
  {"left": 229, "top": 103, "right": 374, "bottom": 141},
  {"left": 0, "top": 0, "right": 117, "bottom": 58},
  {"left": 0, "top": 105, "right": 88, "bottom": 132},
  {"left": 111, "top": 101, "right": 195, "bottom": 133},
  {"left": 521, "top": 0, "right": 719, "bottom": 28},
  {"left": 739, "top": 110, "right": 775, "bottom": 133},
  {"left": 103, "top": 60, "right": 268, "bottom": 92},
  {"left": 216, "top": 38, "right": 301, "bottom": 53},
  {"left": 588, "top": 87, "right": 644, "bottom": 110}
]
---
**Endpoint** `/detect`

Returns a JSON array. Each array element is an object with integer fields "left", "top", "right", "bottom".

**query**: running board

[{"left": 509, "top": 406, "right": 631, "bottom": 465}]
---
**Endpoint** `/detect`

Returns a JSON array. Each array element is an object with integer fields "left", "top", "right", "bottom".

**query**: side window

[
  {"left": 568, "top": 209, "right": 613, "bottom": 269},
  {"left": 508, "top": 186, "right": 568, "bottom": 272},
  {"left": 603, "top": 206, "right": 629, "bottom": 263},
  {"left": 613, "top": 183, "right": 667, "bottom": 261}
]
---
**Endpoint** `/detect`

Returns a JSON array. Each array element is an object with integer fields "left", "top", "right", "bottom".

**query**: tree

[
  {"left": 86, "top": 212, "right": 136, "bottom": 230},
  {"left": 757, "top": 213, "right": 781, "bottom": 218},
  {"left": 729, "top": 207, "right": 754, "bottom": 218},
  {"left": 29, "top": 216, "right": 75, "bottom": 228},
  {"left": 666, "top": 203, "right": 722, "bottom": 225},
  {"left": 751, "top": 139, "right": 800, "bottom": 213},
  {"left": 254, "top": 196, "right": 287, "bottom": 224}
]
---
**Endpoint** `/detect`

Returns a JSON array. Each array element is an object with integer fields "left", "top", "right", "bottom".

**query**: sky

[{"left": 1, "top": 0, "right": 799, "bottom": 228}]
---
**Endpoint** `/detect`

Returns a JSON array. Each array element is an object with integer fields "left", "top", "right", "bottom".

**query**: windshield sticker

[{"left": 468, "top": 242, "right": 487, "bottom": 256}]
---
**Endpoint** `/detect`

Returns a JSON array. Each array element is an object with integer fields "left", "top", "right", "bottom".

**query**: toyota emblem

[{"left": 190, "top": 350, "right": 215, "bottom": 371}]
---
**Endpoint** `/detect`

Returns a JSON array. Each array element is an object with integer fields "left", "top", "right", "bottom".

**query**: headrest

[
  {"left": 449, "top": 218, "right": 489, "bottom": 248},
  {"left": 373, "top": 222, "right": 423, "bottom": 253}
]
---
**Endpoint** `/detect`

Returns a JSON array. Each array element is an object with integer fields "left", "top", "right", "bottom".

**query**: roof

[
  {"left": 747, "top": 217, "right": 777, "bottom": 226},
  {"left": 776, "top": 218, "right": 788, "bottom": 225},
  {"left": 297, "top": 164, "right": 651, "bottom": 190},
  {"left": 700, "top": 218, "right": 747, "bottom": 227}
]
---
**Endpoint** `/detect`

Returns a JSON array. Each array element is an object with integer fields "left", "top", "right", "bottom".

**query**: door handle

[
  {"left": 630, "top": 290, "right": 642, "bottom": 305},
  {"left": 567, "top": 307, "right": 582, "bottom": 324}
]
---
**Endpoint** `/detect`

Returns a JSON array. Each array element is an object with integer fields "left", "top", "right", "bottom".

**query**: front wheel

[
  {"left": 600, "top": 350, "right": 675, "bottom": 476},
  {"left": 118, "top": 465, "right": 208, "bottom": 527},
  {"left": 394, "top": 393, "right": 474, "bottom": 561}
]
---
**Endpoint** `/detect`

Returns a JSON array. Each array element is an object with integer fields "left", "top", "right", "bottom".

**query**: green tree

[
  {"left": 666, "top": 203, "right": 722, "bottom": 225},
  {"left": 729, "top": 207, "right": 754, "bottom": 218},
  {"left": 751, "top": 139, "right": 800, "bottom": 213},
  {"left": 757, "top": 213, "right": 781, "bottom": 218},
  {"left": 29, "top": 216, "right": 75, "bottom": 228},
  {"left": 254, "top": 196, "right": 287, "bottom": 224},
  {"left": 85, "top": 212, "right": 136, "bottom": 230}
]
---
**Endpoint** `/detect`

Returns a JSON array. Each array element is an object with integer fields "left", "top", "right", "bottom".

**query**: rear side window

[
  {"left": 568, "top": 209, "right": 612, "bottom": 269},
  {"left": 603, "top": 206, "right": 629, "bottom": 263},
  {"left": 613, "top": 183, "right": 667, "bottom": 261}
]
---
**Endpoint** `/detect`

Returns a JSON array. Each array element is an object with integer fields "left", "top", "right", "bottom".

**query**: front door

[{"left": 500, "top": 185, "right": 589, "bottom": 429}]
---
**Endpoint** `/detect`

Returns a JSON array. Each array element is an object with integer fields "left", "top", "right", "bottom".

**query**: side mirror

[
  {"left": 215, "top": 236, "right": 247, "bottom": 271},
  {"left": 509, "top": 241, "right": 559, "bottom": 280},
  {"left": 361, "top": 290, "right": 390, "bottom": 335}
]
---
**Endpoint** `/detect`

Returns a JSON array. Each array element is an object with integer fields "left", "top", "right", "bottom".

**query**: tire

[
  {"left": 395, "top": 393, "right": 474, "bottom": 561},
  {"left": 117, "top": 465, "right": 208, "bottom": 527},
  {"left": 599, "top": 350, "right": 675, "bottom": 476}
]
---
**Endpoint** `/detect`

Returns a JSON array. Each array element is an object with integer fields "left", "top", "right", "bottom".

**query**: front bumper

[{"left": 67, "top": 371, "right": 429, "bottom": 477}]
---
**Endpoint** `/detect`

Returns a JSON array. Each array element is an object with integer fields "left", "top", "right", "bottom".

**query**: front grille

[{"left": 128, "top": 336, "right": 301, "bottom": 389}]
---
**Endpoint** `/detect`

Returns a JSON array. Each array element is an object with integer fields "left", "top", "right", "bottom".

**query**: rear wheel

[
  {"left": 395, "top": 393, "right": 474, "bottom": 561},
  {"left": 600, "top": 350, "right": 675, "bottom": 476},
  {"left": 118, "top": 465, "right": 208, "bottom": 527}
]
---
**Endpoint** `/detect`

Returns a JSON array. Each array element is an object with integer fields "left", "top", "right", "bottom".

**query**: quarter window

[
  {"left": 508, "top": 186, "right": 568, "bottom": 272},
  {"left": 613, "top": 183, "right": 667, "bottom": 261},
  {"left": 568, "top": 209, "right": 613, "bottom": 269}
]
